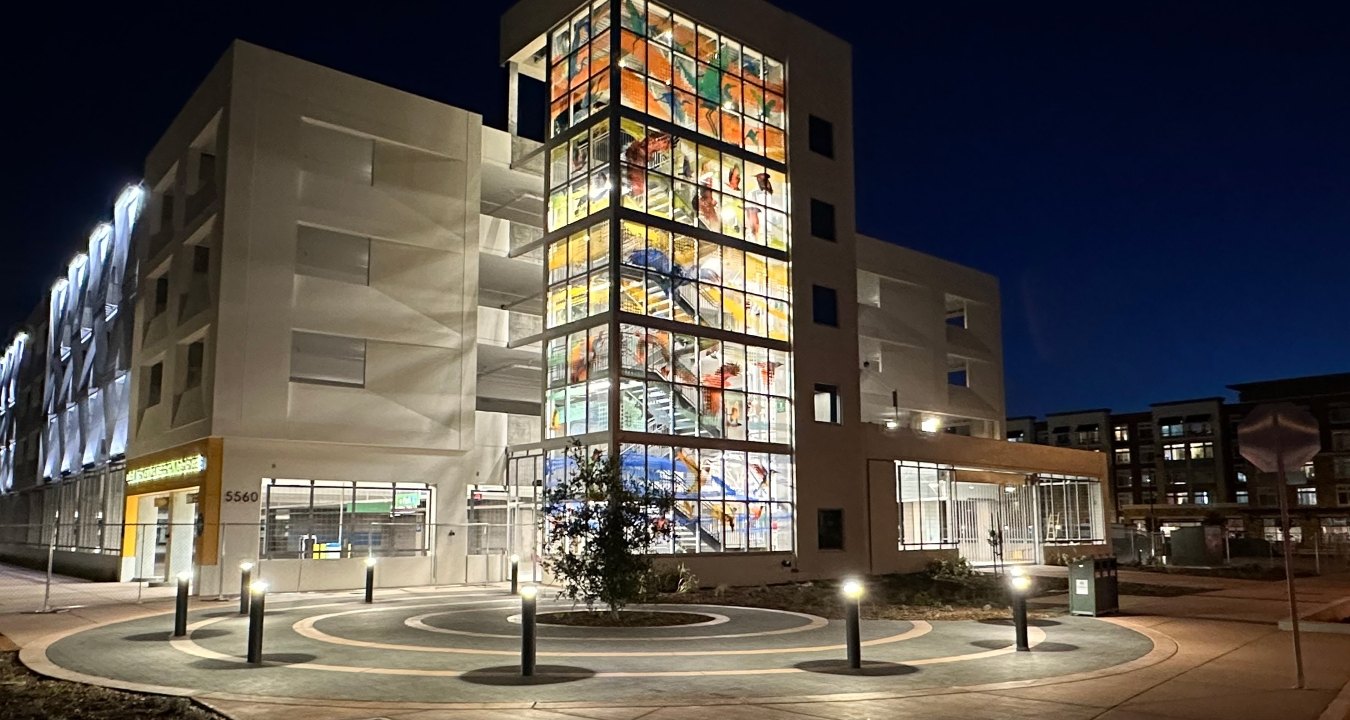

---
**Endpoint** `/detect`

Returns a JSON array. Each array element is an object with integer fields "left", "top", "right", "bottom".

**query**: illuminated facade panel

[{"left": 540, "top": 0, "right": 794, "bottom": 555}]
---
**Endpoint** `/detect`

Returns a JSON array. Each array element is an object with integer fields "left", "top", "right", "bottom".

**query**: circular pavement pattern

[{"left": 30, "top": 587, "right": 1162, "bottom": 706}]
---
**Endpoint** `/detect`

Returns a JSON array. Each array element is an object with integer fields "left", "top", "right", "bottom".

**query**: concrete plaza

[{"left": 1, "top": 562, "right": 1348, "bottom": 719}]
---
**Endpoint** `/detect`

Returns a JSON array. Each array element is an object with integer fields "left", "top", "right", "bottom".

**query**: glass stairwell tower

[{"left": 540, "top": 0, "right": 795, "bottom": 555}]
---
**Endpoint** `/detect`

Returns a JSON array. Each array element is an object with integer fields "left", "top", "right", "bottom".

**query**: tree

[{"left": 540, "top": 441, "right": 675, "bottom": 617}]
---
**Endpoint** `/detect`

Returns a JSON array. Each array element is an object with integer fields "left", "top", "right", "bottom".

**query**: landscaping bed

[
  {"left": 0, "top": 648, "right": 222, "bottom": 720},
  {"left": 654, "top": 560, "right": 1061, "bottom": 621}
]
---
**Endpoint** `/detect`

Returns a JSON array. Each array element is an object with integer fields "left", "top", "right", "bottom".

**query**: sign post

[{"left": 1237, "top": 403, "right": 1321, "bottom": 690}]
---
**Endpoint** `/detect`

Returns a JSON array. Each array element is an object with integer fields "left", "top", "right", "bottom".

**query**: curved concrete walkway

[
  {"left": 4, "top": 564, "right": 1350, "bottom": 719},
  {"left": 23, "top": 586, "right": 1159, "bottom": 707}
]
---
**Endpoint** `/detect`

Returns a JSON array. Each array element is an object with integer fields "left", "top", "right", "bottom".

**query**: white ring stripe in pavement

[
  {"left": 290, "top": 605, "right": 931, "bottom": 657},
  {"left": 170, "top": 616, "right": 1044, "bottom": 675},
  {"left": 406, "top": 604, "right": 836, "bottom": 641}
]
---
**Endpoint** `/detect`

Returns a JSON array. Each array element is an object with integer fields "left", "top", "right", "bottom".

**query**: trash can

[{"left": 1068, "top": 556, "right": 1118, "bottom": 616}]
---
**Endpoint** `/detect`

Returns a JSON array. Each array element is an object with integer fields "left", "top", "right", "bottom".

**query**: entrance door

[
  {"left": 952, "top": 480, "right": 1039, "bottom": 566},
  {"left": 130, "top": 489, "right": 198, "bottom": 582}
]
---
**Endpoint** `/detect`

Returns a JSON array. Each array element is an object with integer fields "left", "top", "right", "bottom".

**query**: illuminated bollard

[
  {"left": 246, "top": 581, "right": 268, "bottom": 664},
  {"left": 173, "top": 571, "right": 192, "bottom": 638},
  {"left": 238, "top": 562, "right": 254, "bottom": 615},
  {"left": 509, "top": 554, "right": 520, "bottom": 595},
  {"left": 364, "top": 557, "right": 377, "bottom": 603},
  {"left": 841, "top": 579, "right": 864, "bottom": 669},
  {"left": 520, "top": 585, "right": 537, "bottom": 677},
  {"left": 1009, "top": 567, "right": 1032, "bottom": 652}
]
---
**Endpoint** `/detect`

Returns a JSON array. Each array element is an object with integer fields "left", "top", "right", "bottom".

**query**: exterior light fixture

[
  {"left": 364, "top": 556, "right": 377, "bottom": 603},
  {"left": 247, "top": 581, "right": 268, "bottom": 664},
  {"left": 840, "top": 579, "right": 863, "bottom": 669},
  {"left": 920, "top": 416, "right": 942, "bottom": 434},
  {"left": 173, "top": 571, "right": 192, "bottom": 637},
  {"left": 884, "top": 418, "right": 899, "bottom": 430},
  {"left": 520, "top": 584, "right": 538, "bottom": 677},
  {"left": 1008, "top": 567, "right": 1031, "bottom": 651}
]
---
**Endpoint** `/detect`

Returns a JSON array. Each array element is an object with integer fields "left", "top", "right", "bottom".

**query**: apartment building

[
  {"left": 0, "top": 0, "right": 1112, "bottom": 589},
  {"left": 1010, "top": 373, "right": 1350, "bottom": 549}
]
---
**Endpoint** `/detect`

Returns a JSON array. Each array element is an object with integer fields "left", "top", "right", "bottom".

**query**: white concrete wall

[{"left": 856, "top": 236, "right": 1005, "bottom": 438}]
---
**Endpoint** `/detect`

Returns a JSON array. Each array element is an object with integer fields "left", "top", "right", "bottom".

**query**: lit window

[
  {"left": 1166, "top": 491, "right": 1188, "bottom": 505},
  {"left": 1114, "top": 449, "right": 1131, "bottom": 465},
  {"left": 1302, "top": 462, "right": 1316, "bottom": 480},
  {"left": 1193, "top": 491, "right": 1210, "bottom": 505},
  {"left": 813, "top": 384, "right": 840, "bottom": 424},
  {"left": 1113, "top": 425, "right": 1129, "bottom": 442},
  {"left": 1236, "top": 471, "right": 1248, "bottom": 484},
  {"left": 1159, "top": 419, "right": 1183, "bottom": 438},
  {"left": 1297, "top": 487, "right": 1318, "bottom": 506},
  {"left": 1235, "top": 491, "right": 1249, "bottom": 504},
  {"left": 1141, "top": 469, "right": 1156, "bottom": 486},
  {"left": 1163, "top": 443, "right": 1187, "bottom": 462},
  {"left": 1007, "top": 431, "right": 1025, "bottom": 443},
  {"left": 1189, "top": 442, "right": 1214, "bottom": 460}
]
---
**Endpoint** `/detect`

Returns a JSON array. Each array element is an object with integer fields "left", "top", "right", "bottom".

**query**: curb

[{"left": 1320, "top": 675, "right": 1350, "bottom": 720}]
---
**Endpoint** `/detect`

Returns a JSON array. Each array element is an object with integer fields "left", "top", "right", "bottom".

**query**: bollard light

[
  {"left": 247, "top": 581, "right": 268, "bottom": 664},
  {"left": 520, "top": 585, "right": 538, "bottom": 677},
  {"left": 1008, "top": 567, "right": 1031, "bottom": 652},
  {"left": 841, "top": 579, "right": 863, "bottom": 669},
  {"left": 238, "top": 562, "right": 254, "bottom": 615},
  {"left": 173, "top": 571, "right": 192, "bottom": 638},
  {"left": 364, "top": 556, "right": 377, "bottom": 603},
  {"left": 509, "top": 554, "right": 520, "bottom": 595}
]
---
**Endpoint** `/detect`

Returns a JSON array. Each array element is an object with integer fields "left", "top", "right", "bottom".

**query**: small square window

[
  {"left": 808, "top": 115, "right": 834, "bottom": 158},
  {"left": 810, "top": 199, "right": 836, "bottom": 241},
  {"left": 146, "top": 363, "right": 163, "bottom": 407},
  {"left": 192, "top": 245, "right": 210, "bottom": 274},
  {"left": 153, "top": 277, "right": 169, "bottom": 316},
  {"left": 947, "top": 357, "right": 969, "bottom": 387},
  {"left": 817, "top": 508, "right": 844, "bottom": 550},
  {"left": 812, "top": 285, "right": 838, "bottom": 326},
  {"left": 813, "top": 384, "right": 840, "bottom": 424}
]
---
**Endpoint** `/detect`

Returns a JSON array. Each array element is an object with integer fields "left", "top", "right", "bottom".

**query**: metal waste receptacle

[{"left": 1068, "top": 556, "right": 1118, "bottom": 616}]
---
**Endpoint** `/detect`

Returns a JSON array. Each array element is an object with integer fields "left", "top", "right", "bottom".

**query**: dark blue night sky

[{"left": 2, "top": 1, "right": 1346, "bottom": 417}]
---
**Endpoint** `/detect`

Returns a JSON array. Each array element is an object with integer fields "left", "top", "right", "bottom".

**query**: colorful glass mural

[{"left": 542, "top": 0, "right": 794, "bottom": 555}]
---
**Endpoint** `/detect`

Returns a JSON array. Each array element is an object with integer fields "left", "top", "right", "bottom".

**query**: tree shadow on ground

[
  {"left": 189, "top": 653, "right": 317, "bottom": 670},
  {"left": 459, "top": 665, "right": 596, "bottom": 685},
  {"left": 977, "top": 618, "right": 1062, "bottom": 628},
  {"left": 969, "top": 639, "right": 1078, "bottom": 652},
  {"left": 122, "top": 629, "right": 230, "bottom": 642},
  {"left": 794, "top": 660, "right": 917, "bottom": 677}
]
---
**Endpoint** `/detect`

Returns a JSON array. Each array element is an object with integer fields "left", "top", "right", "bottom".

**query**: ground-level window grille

[{"left": 260, "top": 479, "right": 430, "bottom": 559}]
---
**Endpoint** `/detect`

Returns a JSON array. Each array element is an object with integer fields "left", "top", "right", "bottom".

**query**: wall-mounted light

[{"left": 920, "top": 416, "right": 942, "bottom": 434}]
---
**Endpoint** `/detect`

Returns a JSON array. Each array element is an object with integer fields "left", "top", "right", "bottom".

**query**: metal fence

[{"left": 0, "top": 518, "right": 537, "bottom": 613}]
